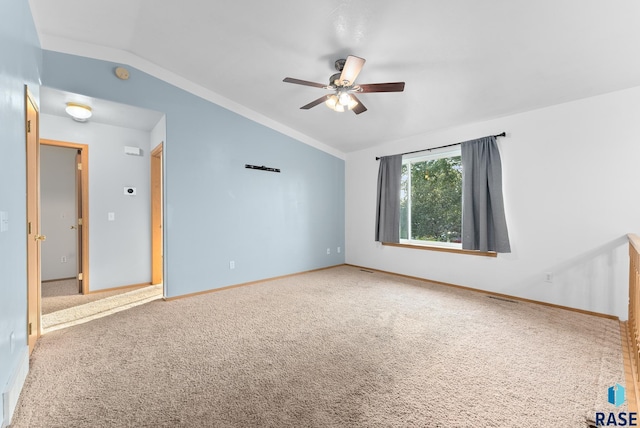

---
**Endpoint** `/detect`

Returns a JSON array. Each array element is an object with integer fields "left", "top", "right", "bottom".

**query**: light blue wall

[
  {"left": 42, "top": 51, "right": 345, "bottom": 297},
  {"left": 0, "top": 0, "right": 42, "bottom": 410}
]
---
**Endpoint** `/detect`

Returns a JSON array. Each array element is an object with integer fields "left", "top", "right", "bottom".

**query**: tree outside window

[{"left": 400, "top": 150, "right": 462, "bottom": 245}]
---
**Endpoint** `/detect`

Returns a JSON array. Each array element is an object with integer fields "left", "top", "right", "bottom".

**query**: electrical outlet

[
  {"left": 229, "top": 261, "right": 235, "bottom": 270},
  {"left": 545, "top": 272, "right": 553, "bottom": 283},
  {"left": 61, "top": 256, "right": 67, "bottom": 263},
  {"left": 337, "top": 246, "right": 341, "bottom": 254},
  {"left": 326, "top": 248, "right": 330, "bottom": 255}
]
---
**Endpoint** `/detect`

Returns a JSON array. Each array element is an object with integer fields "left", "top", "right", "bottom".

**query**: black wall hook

[{"left": 245, "top": 164, "right": 281, "bottom": 173}]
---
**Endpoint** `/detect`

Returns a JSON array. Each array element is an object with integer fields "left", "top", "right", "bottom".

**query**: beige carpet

[
  {"left": 41, "top": 279, "right": 149, "bottom": 315},
  {"left": 42, "top": 284, "right": 163, "bottom": 333},
  {"left": 13, "top": 266, "right": 625, "bottom": 427}
]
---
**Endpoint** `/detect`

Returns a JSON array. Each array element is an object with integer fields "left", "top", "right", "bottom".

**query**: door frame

[
  {"left": 40, "top": 139, "right": 90, "bottom": 294},
  {"left": 151, "top": 143, "right": 163, "bottom": 286},
  {"left": 25, "top": 87, "right": 40, "bottom": 354}
]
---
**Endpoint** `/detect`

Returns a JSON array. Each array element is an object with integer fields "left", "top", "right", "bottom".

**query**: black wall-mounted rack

[{"left": 245, "top": 164, "right": 281, "bottom": 173}]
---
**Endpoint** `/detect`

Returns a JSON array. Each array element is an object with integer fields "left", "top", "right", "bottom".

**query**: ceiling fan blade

[
  {"left": 283, "top": 77, "right": 327, "bottom": 88},
  {"left": 358, "top": 82, "right": 405, "bottom": 93},
  {"left": 350, "top": 95, "right": 367, "bottom": 115},
  {"left": 339, "top": 55, "right": 366, "bottom": 86},
  {"left": 300, "top": 95, "right": 329, "bottom": 110}
]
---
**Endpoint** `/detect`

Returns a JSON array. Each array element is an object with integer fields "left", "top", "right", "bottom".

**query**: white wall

[
  {"left": 346, "top": 86, "right": 640, "bottom": 320},
  {"left": 41, "top": 114, "right": 152, "bottom": 291},
  {"left": 40, "top": 145, "right": 77, "bottom": 281},
  {"left": 150, "top": 115, "right": 166, "bottom": 151}
]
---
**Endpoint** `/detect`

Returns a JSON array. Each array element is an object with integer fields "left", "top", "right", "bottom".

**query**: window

[{"left": 400, "top": 149, "right": 462, "bottom": 248}]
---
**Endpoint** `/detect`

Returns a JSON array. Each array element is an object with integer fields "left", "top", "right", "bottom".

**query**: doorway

[
  {"left": 39, "top": 140, "right": 89, "bottom": 295},
  {"left": 25, "top": 87, "right": 41, "bottom": 354},
  {"left": 151, "top": 143, "right": 163, "bottom": 287},
  {"left": 32, "top": 87, "right": 166, "bottom": 339}
]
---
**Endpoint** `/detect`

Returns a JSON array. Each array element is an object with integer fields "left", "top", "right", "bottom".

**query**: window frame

[{"left": 400, "top": 147, "right": 463, "bottom": 249}]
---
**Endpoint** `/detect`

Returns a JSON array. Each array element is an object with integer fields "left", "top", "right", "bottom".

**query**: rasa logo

[{"left": 594, "top": 383, "right": 637, "bottom": 426}]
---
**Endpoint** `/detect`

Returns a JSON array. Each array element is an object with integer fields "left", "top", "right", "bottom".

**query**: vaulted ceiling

[{"left": 28, "top": 0, "right": 640, "bottom": 154}]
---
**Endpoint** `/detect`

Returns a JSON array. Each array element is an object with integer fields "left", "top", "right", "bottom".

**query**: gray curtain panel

[
  {"left": 375, "top": 154, "right": 402, "bottom": 243},
  {"left": 461, "top": 136, "right": 511, "bottom": 253}
]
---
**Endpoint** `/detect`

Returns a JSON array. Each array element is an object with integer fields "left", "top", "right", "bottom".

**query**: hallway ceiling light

[{"left": 65, "top": 102, "right": 92, "bottom": 122}]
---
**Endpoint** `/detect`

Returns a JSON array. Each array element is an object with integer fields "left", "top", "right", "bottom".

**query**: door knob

[{"left": 34, "top": 234, "right": 46, "bottom": 241}]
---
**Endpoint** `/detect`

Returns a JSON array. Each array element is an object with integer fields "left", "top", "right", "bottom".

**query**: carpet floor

[
  {"left": 41, "top": 279, "right": 149, "bottom": 315},
  {"left": 42, "top": 284, "right": 163, "bottom": 333},
  {"left": 12, "top": 266, "right": 625, "bottom": 427}
]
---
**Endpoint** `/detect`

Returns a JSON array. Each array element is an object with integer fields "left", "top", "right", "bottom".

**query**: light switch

[
  {"left": 108, "top": 212, "right": 115, "bottom": 221},
  {"left": 0, "top": 211, "right": 7, "bottom": 232}
]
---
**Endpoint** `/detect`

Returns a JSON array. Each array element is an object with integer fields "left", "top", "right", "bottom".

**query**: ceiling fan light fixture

[
  {"left": 325, "top": 95, "right": 340, "bottom": 111},
  {"left": 325, "top": 94, "right": 358, "bottom": 112},
  {"left": 338, "top": 91, "right": 351, "bottom": 106},
  {"left": 65, "top": 102, "right": 92, "bottom": 122},
  {"left": 346, "top": 96, "right": 359, "bottom": 111},
  {"left": 284, "top": 55, "right": 404, "bottom": 115}
]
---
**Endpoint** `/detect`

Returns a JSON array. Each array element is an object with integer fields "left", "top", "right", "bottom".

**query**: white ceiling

[
  {"left": 28, "top": 0, "right": 640, "bottom": 154},
  {"left": 40, "top": 86, "right": 165, "bottom": 132}
]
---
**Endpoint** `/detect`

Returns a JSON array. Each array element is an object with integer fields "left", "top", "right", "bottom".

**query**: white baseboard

[{"left": 2, "top": 346, "right": 29, "bottom": 428}]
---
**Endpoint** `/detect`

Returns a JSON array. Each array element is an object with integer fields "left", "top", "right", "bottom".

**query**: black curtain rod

[{"left": 375, "top": 132, "right": 506, "bottom": 161}]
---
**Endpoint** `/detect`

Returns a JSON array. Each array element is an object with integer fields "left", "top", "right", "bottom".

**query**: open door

[
  {"left": 25, "top": 87, "right": 42, "bottom": 354},
  {"left": 151, "top": 143, "right": 163, "bottom": 285},
  {"left": 75, "top": 149, "right": 84, "bottom": 293},
  {"left": 41, "top": 139, "right": 90, "bottom": 294}
]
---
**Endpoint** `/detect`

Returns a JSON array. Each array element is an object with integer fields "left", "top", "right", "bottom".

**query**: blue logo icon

[{"left": 608, "top": 383, "right": 625, "bottom": 407}]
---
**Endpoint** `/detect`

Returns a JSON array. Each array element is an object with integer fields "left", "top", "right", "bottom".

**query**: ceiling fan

[{"left": 283, "top": 55, "right": 405, "bottom": 115}]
